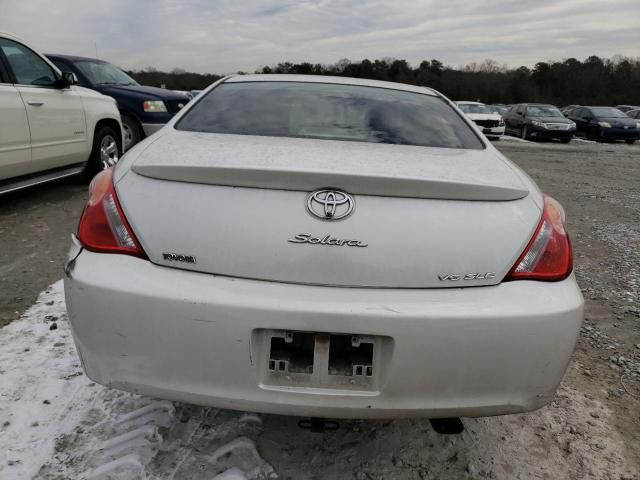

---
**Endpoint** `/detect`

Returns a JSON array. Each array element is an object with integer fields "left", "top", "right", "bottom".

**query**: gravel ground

[{"left": 0, "top": 140, "right": 638, "bottom": 479}]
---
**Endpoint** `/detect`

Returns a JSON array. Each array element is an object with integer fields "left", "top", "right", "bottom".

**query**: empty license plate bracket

[{"left": 253, "top": 330, "right": 393, "bottom": 392}]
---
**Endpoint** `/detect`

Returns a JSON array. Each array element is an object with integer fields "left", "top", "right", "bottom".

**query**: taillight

[
  {"left": 505, "top": 195, "right": 572, "bottom": 281},
  {"left": 77, "top": 168, "right": 146, "bottom": 258}
]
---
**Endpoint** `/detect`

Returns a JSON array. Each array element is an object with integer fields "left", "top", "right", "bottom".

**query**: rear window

[{"left": 176, "top": 82, "right": 484, "bottom": 149}]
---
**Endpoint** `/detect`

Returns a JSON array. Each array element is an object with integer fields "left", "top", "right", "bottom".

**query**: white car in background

[
  {"left": 456, "top": 101, "right": 505, "bottom": 139},
  {"left": 65, "top": 76, "right": 583, "bottom": 427},
  {"left": 0, "top": 32, "right": 122, "bottom": 194}
]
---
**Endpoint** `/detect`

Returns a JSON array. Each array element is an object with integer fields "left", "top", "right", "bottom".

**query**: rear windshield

[{"left": 176, "top": 82, "right": 484, "bottom": 149}]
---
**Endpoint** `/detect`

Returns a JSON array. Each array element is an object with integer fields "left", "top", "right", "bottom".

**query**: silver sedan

[{"left": 64, "top": 75, "right": 583, "bottom": 421}]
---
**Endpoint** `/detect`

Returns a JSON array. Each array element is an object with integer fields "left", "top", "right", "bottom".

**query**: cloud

[{"left": 1, "top": 0, "right": 638, "bottom": 74}]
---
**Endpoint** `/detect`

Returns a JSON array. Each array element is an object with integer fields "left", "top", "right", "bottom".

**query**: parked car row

[
  {"left": 46, "top": 54, "right": 191, "bottom": 150},
  {"left": 0, "top": 32, "right": 122, "bottom": 193},
  {"left": 469, "top": 101, "right": 640, "bottom": 144},
  {"left": 0, "top": 32, "right": 191, "bottom": 194},
  {"left": 1, "top": 30, "right": 638, "bottom": 196}
]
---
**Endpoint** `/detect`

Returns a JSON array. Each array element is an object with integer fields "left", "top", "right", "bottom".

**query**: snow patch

[
  {"left": 501, "top": 135, "right": 531, "bottom": 143},
  {"left": 0, "top": 281, "right": 274, "bottom": 479}
]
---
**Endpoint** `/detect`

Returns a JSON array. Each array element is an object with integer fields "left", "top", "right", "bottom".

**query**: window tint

[
  {"left": 0, "top": 38, "right": 56, "bottom": 87},
  {"left": 178, "top": 82, "right": 484, "bottom": 150},
  {"left": 515, "top": 105, "right": 525, "bottom": 114}
]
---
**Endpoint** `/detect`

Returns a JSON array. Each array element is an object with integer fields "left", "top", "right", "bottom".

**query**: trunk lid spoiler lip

[{"left": 128, "top": 131, "right": 530, "bottom": 201}]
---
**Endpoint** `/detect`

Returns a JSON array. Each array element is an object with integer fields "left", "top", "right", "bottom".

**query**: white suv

[{"left": 0, "top": 32, "right": 123, "bottom": 193}]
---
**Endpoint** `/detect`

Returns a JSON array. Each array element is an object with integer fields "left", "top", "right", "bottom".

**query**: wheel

[
  {"left": 560, "top": 138, "right": 571, "bottom": 144},
  {"left": 625, "top": 139, "right": 636, "bottom": 145},
  {"left": 83, "top": 125, "right": 121, "bottom": 180},
  {"left": 121, "top": 114, "right": 142, "bottom": 151},
  {"left": 586, "top": 128, "right": 599, "bottom": 141},
  {"left": 520, "top": 125, "right": 529, "bottom": 140}
]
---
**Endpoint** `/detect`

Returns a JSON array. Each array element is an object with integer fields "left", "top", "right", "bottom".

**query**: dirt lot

[{"left": 0, "top": 140, "right": 639, "bottom": 479}]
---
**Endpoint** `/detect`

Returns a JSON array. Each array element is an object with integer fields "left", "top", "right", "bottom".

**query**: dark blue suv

[{"left": 46, "top": 54, "right": 190, "bottom": 150}]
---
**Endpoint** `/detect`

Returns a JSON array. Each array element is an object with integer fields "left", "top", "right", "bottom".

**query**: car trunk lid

[{"left": 116, "top": 132, "right": 539, "bottom": 288}]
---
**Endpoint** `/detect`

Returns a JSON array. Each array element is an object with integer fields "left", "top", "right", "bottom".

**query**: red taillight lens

[
  {"left": 505, "top": 195, "right": 573, "bottom": 281},
  {"left": 77, "top": 168, "right": 146, "bottom": 258}
]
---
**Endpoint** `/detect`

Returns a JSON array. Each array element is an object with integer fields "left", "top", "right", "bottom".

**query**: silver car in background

[{"left": 64, "top": 75, "right": 583, "bottom": 420}]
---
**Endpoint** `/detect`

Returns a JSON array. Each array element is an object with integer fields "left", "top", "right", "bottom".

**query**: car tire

[
  {"left": 121, "top": 114, "right": 143, "bottom": 151},
  {"left": 587, "top": 128, "right": 599, "bottom": 141},
  {"left": 625, "top": 139, "right": 636, "bottom": 145},
  {"left": 83, "top": 125, "right": 122, "bottom": 181},
  {"left": 520, "top": 125, "right": 529, "bottom": 140},
  {"left": 560, "top": 138, "right": 571, "bottom": 144}
]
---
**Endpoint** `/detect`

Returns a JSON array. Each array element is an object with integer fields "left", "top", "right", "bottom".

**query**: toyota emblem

[{"left": 306, "top": 189, "right": 354, "bottom": 220}]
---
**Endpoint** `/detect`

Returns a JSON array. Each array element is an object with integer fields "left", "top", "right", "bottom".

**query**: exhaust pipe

[{"left": 429, "top": 417, "right": 464, "bottom": 434}]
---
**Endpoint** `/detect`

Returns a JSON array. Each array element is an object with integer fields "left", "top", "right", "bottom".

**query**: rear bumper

[{"left": 64, "top": 250, "right": 583, "bottom": 419}]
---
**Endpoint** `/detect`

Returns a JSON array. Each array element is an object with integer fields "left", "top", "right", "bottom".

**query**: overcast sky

[{"left": 1, "top": 0, "right": 638, "bottom": 74}]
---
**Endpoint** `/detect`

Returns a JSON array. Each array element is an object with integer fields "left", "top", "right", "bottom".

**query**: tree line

[{"left": 127, "top": 55, "right": 640, "bottom": 106}]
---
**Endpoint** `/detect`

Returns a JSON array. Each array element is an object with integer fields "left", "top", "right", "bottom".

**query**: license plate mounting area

[{"left": 253, "top": 330, "right": 393, "bottom": 393}]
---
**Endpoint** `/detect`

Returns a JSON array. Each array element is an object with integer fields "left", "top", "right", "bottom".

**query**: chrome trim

[
  {"left": 306, "top": 189, "right": 354, "bottom": 220},
  {"left": 0, "top": 164, "right": 84, "bottom": 195}
]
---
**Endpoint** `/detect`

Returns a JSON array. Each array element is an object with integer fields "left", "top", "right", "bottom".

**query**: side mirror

[{"left": 57, "top": 71, "right": 77, "bottom": 89}]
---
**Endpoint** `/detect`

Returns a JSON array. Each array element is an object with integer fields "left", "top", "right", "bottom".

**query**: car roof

[
  {"left": 455, "top": 101, "right": 484, "bottom": 105},
  {"left": 0, "top": 31, "right": 20, "bottom": 40},
  {"left": 45, "top": 53, "right": 107, "bottom": 63},
  {"left": 519, "top": 103, "right": 555, "bottom": 107},
  {"left": 223, "top": 74, "right": 439, "bottom": 96}
]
